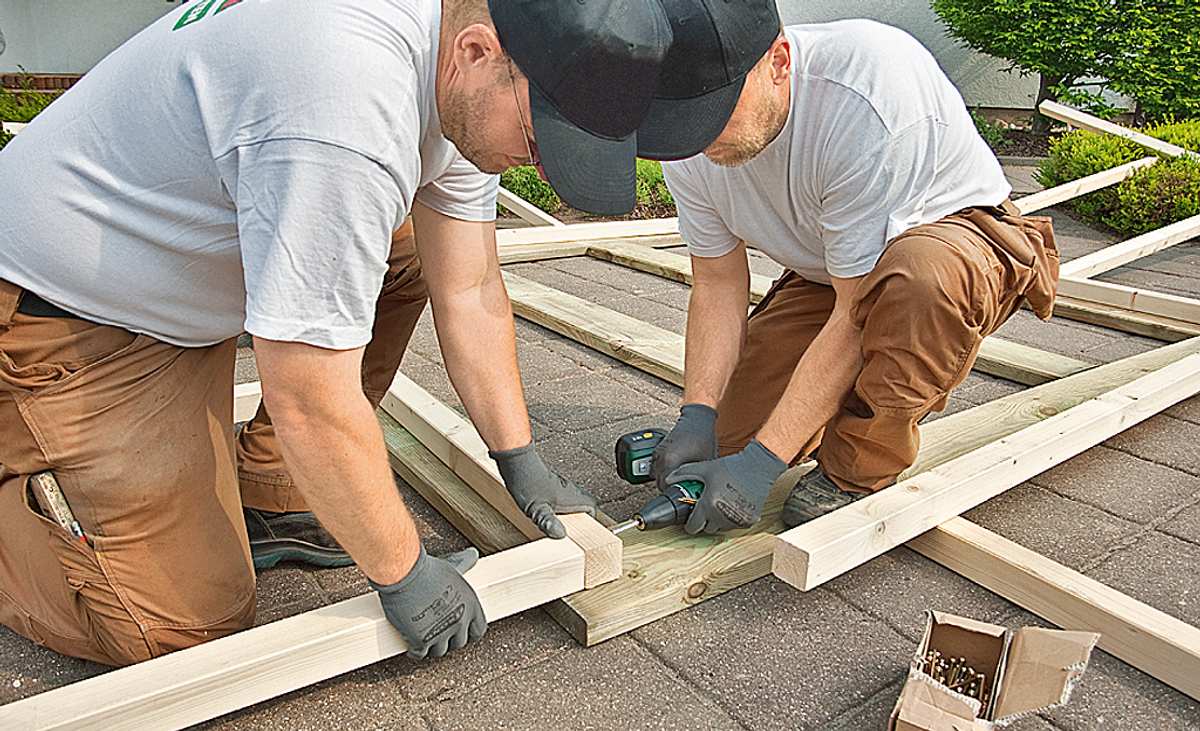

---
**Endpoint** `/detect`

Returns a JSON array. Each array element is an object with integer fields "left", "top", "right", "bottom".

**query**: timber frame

[{"left": 7, "top": 103, "right": 1200, "bottom": 726}]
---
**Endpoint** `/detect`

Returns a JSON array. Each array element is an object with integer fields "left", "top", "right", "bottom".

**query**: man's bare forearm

[
  {"left": 255, "top": 339, "right": 421, "bottom": 585},
  {"left": 684, "top": 248, "right": 751, "bottom": 407},
  {"left": 433, "top": 271, "right": 533, "bottom": 452},
  {"left": 756, "top": 309, "right": 863, "bottom": 463}
]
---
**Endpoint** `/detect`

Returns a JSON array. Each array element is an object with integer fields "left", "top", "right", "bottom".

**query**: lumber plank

[
  {"left": 772, "top": 353, "right": 1200, "bottom": 591},
  {"left": 1040, "top": 101, "right": 1199, "bottom": 160},
  {"left": 0, "top": 538, "right": 586, "bottom": 731},
  {"left": 1013, "top": 156, "right": 1159, "bottom": 215},
  {"left": 497, "top": 188, "right": 566, "bottom": 228},
  {"left": 233, "top": 381, "right": 262, "bottom": 423},
  {"left": 2, "top": 121, "right": 27, "bottom": 134},
  {"left": 385, "top": 332, "right": 1200, "bottom": 645},
  {"left": 1053, "top": 294, "right": 1200, "bottom": 342},
  {"left": 497, "top": 234, "right": 683, "bottom": 265},
  {"left": 1057, "top": 277, "right": 1200, "bottom": 326},
  {"left": 495, "top": 218, "right": 679, "bottom": 247},
  {"left": 908, "top": 516, "right": 1200, "bottom": 701},
  {"left": 515, "top": 256, "right": 1089, "bottom": 387},
  {"left": 1060, "top": 214, "right": 1200, "bottom": 279},
  {"left": 379, "top": 375, "right": 621, "bottom": 589}
]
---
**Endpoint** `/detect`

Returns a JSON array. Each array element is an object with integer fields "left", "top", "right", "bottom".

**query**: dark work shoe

[
  {"left": 781, "top": 468, "right": 868, "bottom": 528},
  {"left": 243, "top": 508, "right": 354, "bottom": 570}
]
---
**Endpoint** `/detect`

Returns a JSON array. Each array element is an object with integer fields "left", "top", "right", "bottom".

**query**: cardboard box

[{"left": 889, "top": 611, "right": 1099, "bottom": 730}]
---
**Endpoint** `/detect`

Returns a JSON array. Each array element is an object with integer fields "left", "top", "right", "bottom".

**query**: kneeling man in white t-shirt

[{"left": 641, "top": 19, "right": 1060, "bottom": 534}]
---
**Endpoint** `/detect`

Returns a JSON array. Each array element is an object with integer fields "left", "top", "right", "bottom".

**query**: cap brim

[
  {"left": 636, "top": 76, "right": 747, "bottom": 161},
  {"left": 530, "top": 84, "right": 636, "bottom": 216}
]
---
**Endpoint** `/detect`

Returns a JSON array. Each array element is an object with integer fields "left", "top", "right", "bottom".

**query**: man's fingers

[
  {"left": 665, "top": 465, "right": 705, "bottom": 487},
  {"left": 470, "top": 614, "right": 488, "bottom": 642},
  {"left": 427, "top": 635, "right": 452, "bottom": 659},
  {"left": 450, "top": 622, "right": 470, "bottom": 653},
  {"left": 530, "top": 503, "right": 567, "bottom": 539},
  {"left": 684, "top": 508, "right": 707, "bottom": 535}
]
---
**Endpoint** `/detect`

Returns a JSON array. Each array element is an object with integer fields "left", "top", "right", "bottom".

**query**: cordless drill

[{"left": 610, "top": 429, "right": 705, "bottom": 535}]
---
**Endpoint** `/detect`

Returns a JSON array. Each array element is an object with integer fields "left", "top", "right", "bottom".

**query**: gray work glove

[
  {"left": 667, "top": 440, "right": 787, "bottom": 535},
  {"left": 370, "top": 545, "right": 487, "bottom": 660},
  {"left": 490, "top": 441, "right": 598, "bottom": 539},
  {"left": 652, "top": 404, "right": 719, "bottom": 492}
]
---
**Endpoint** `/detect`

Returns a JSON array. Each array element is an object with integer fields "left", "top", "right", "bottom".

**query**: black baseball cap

[
  {"left": 489, "top": 0, "right": 673, "bottom": 215},
  {"left": 637, "top": 0, "right": 781, "bottom": 161}
]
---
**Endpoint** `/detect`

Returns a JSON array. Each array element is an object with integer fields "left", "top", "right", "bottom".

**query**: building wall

[{"left": 0, "top": 0, "right": 1039, "bottom": 109}]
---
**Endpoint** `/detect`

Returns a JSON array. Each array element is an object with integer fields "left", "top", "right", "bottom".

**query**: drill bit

[{"left": 611, "top": 517, "right": 643, "bottom": 535}]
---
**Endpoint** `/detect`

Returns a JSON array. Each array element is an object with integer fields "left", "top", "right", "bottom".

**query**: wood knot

[{"left": 687, "top": 582, "right": 708, "bottom": 599}]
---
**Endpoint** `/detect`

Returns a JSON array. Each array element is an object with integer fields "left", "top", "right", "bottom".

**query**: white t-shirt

[
  {"left": 0, "top": 0, "right": 498, "bottom": 348},
  {"left": 663, "top": 21, "right": 1011, "bottom": 283}
]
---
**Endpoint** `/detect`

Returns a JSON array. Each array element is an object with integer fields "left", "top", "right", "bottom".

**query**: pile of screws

[{"left": 920, "top": 650, "right": 991, "bottom": 708}]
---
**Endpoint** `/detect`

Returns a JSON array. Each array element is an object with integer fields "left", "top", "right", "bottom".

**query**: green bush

[
  {"left": 0, "top": 84, "right": 57, "bottom": 123},
  {"left": 0, "top": 129, "right": 12, "bottom": 151},
  {"left": 499, "top": 159, "right": 676, "bottom": 217},
  {"left": 932, "top": 0, "right": 1200, "bottom": 127},
  {"left": 971, "top": 110, "right": 1006, "bottom": 150},
  {"left": 1037, "top": 120, "right": 1200, "bottom": 234}
]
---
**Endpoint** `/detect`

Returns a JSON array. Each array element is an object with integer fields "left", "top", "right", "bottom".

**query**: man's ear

[
  {"left": 768, "top": 37, "right": 791, "bottom": 85},
  {"left": 452, "top": 23, "right": 504, "bottom": 70}
]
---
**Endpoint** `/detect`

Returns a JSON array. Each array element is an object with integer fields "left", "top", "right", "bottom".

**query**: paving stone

[
  {"left": 1044, "top": 208, "right": 1119, "bottom": 261},
  {"left": 515, "top": 339, "right": 586, "bottom": 386},
  {"left": 747, "top": 248, "right": 786, "bottom": 278},
  {"left": 523, "top": 373, "right": 658, "bottom": 433},
  {"left": 543, "top": 256, "right": 678, "bottom": 295},
  {"left": 1080, "top": 334, "right": 1162, "bottom": 364},
  {"left": 534, "top": 433, "right": 637, "bottom": 504},
  {"left": 824, "top": 681, "right": 904, "bottom": 730},
  {"left": 1166, "top": 394, "right": 1200, "bottom": 426},
  {"left": 956, "top": 371, "right": 1027, "bottom": 405},
  {"left": 1097, "top": 266, "right": 1200, "bottom": 299},
  {"left": 524, "top": 324, "right": 623, "bottom": 372},
  {"left": 406, "top": 310, "right": 441, "bottom": 361},
  {"left": 1161, "top": 498, "right": 1200, "bottom": 545},
  {"left": 235, "top": 349, "right": 259, "bottom": 383},
  {"left": 993, "top": 312, "right": 1114, "bottom": 362},
  {"left": 204, "top": 670, "right": 433, "bottom": 731},
  {"left": 0, "top": 628, "right": 104, "bottom": 703},
  {"left": 507, "top": 262, "right": 689, "bottom": 333},
  {"left": 633, "top": 579, "right": 911, "bottom": 730},
  {"left": 1005, "top": 164, "right": 1043, "bottom": 196},
  {"left": 1104, "top": 414, "right": 1200, "bottom": 478},
  {"left": 424, "top": 636, "right": 742, "bottom": 730},
  {"left": 399, "top": 352, "right": 464, "bottom": 414},
  {"left": 599, "top": 364, "right": 682, "bottom": 409},
  {"left": 1127, "top": 239, "right": 1200, "bottom": 279},
  {"left": 571, "top": 409, "right": 684, "bottom": 465},
  {"left": 1031, "top": 446, "right": 1200, "bottom": 525},
  {"left": 824, "top": 547, "right": 1021, "bottom": 642},
  {"left": 1043, "top": 648, "right": 1200, "bottom": 730},
  {"left": 645, "top": 284, "right": 692, "bottom": 312},
  {"left": 964, "top": 484, "right": 1140, "bottom": 572},
  {"left": 1086, "top": 531, "right": 1200, "bottom": 626}
]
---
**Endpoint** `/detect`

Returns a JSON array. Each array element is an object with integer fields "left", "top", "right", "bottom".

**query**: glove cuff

[
  {"left": 369, "top": 544, "right": 428, "bottom": 594},
  {"left": 488, "top": 439, "right": 537, "bottom": 463},
  {"left": 744, "top": 439, "right": 788, "bottom": 479},
  {"left": 679, "top": 403, "right": 718, "bottom": 426}
]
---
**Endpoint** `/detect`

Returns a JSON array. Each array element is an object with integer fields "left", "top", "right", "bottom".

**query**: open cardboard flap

[
  {"left": 891, "top": 674, "right": 987, "bottom": 731},
  {"left": 993, "top": 627, "right": 1100, "bottom": 721}
]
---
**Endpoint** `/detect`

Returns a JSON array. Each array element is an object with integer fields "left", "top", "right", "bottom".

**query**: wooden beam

[
  {"left": 1040, "top": 101, "right": 1199, "bottom": 160},
  {"left": 2, "top": 121, "right": 27, "bottom": 134},
  {"left": 233, "top": 382, "right": 262, "bottom": 423},
  {"left": 1060, "top": 214, "right": 1200, "bottom": 279},
  {"left": 1053, "top": 294, "right": 1200, "bottom": 342},
  {"left": 497, "top": 188, "right": 566, "bottom": 228},
  {"left": 514, "top": 257, "right": 1090, "bottom": 387},
  {"left": 908, "top": 516, "right": 1200, "bottom": 702},
  {"left": 495, "top": 218, "right": 678, "bottom": 248},
  {"left": 772, "top": 353, "right": 1200, "bottom": 591},
  {"left": 383, "top": 330, "right": 1200, "bottom": 645},
  {"left": 1013, "top": 157, "right": 1159, "bottom": 215},
  {"left": 0, "top": 538, "right": 587, "bottom": 731},
  {"left": 498, "top": 234, "right": 683, "bottom": 265},
  {"left": 1058, "top": 277, "right": 1200, "bottom": 326},
  {"left": 379, "top": 375, "right": 621, "bottom": 589}
]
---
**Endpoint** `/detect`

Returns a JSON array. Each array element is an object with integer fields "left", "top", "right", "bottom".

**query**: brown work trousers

[
  {"left": 716, "top": 203, "right": 1059, "bottom": 492},
  {"left": 0, "top": 222, "right": 426, "bottom": 666}
]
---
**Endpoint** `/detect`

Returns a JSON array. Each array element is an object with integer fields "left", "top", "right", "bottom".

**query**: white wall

[
  {"left": 0, "top": 0, "right": 1039, "bottom": 109},
  {"left": 0, "top": 1, "right": 180, "bottom": 75}
]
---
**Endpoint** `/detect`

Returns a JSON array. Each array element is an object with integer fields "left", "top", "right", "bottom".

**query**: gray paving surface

[{"left": 4, "top": 188, "right": 1200, "bottom": 729}]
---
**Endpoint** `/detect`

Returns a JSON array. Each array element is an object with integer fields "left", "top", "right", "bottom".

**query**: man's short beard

[
  {"left": 441, "top": 84, "right": 506, "bottom": 174},
  {"left": 705, "top": 92, "right": 788, "bottom": 168}
]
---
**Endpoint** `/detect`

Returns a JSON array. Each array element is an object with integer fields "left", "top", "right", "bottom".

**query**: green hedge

[
  {"left": 0, "top": 130, "right": 11, "bottom": 152},
  {"left": 499, "top": 158, "right": 675, "bottom": 216},
  {"left": 1037, "top": 119, "right": 1200, "bottom": 235},
  {"left": 0, "top": 86, "right": 57, "bottom": 124}
]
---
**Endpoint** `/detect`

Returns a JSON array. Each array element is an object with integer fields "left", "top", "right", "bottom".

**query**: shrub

[
  {"left": 932, "top": 0, "right": 1200, "bottom": 128},
  {"left": 971, "top": 110, "right": 1006, "bottom": 150},
  {"left": 499, "top": 159, "right": 676, "bottom": 217},
  {"left": 1037, "top": 120, "right": 1200, "bottom": 234},
  {"left": 0, "top": 129, "right": 11, "bottom": 151},
  {"left": 0, "top": 78, "right": 58, "bottom": 123}
]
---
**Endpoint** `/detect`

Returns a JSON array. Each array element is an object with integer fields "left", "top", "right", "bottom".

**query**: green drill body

[{"left": 612, "top": 428, "right": 705, "bottom": 533}]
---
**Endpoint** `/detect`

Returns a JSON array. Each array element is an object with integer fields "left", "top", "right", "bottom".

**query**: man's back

[{"left": 0, "top": 0, "right": 445, "bottom": 347}]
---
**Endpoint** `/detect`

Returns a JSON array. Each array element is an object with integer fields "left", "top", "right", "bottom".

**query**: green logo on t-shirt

[{"left": 173, "top": 0, "right": 244, "bottom": 31}]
